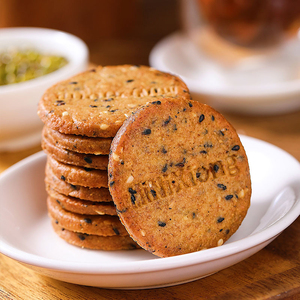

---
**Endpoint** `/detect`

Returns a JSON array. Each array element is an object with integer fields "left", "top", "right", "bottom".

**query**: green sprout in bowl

[{"left": 0, "top": 49, "right": 68, "bottom": 86}]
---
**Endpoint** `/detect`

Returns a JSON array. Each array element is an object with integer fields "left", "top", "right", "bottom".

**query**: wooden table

[{"left": 1, "top": 41, "right": 300, "bottom": 299}]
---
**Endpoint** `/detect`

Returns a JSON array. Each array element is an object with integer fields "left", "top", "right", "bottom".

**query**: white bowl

[{"left": 0, "top": 27, "right": 89, "bottom": 151}]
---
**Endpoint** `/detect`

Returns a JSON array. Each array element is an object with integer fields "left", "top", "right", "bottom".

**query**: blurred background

[{"left": 0, "top": 0, "right": 181, "bottom": 66}]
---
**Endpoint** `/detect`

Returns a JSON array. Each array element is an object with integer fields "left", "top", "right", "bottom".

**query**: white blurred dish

[
  {"left": 0, "top": 27, "right": 89, "bottom": 151},
  {"left": 149, "top": 32, "right": 300, "bottom": 115},
  {"left": 0, "top": 135, "right": 299, "bottom": 289}
]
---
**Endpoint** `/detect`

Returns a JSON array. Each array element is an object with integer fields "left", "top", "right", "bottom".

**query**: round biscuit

[{"left": 108, "top": 98, "right": 251, "bottom": 257}]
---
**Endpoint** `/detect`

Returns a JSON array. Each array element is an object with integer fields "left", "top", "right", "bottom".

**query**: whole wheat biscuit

[
  {"left": 46, "top": 185, "right": 117, "bottom": 215},
  {"left": 44, "top": 126, "right": 112, "bottom": 155},
  {"left": 47, "top": 156, "right": 108, "bottom": 188},
  {"left": 108, "top": 98, "right": 251, "bottom": 257},
  {"left": 42, "top": 133, "right": 109, "bottom": 169},
  {"left": 38, "top": 65, "right": 191, "bottom": 138},
  {"left": 45, "top": 163, "right": 112, "bottom": 202},
  {"left": 47, "top": 196, "right": 128, "bottom": 236},
  {"left": 51, "top": 219, "right": 139, "bottom": 250}
]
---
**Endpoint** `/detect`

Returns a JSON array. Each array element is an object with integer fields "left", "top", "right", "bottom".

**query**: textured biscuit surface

[
  {"left": 51, "top": 220, "right": 139, "bottom": 250},
  {"left": 47, "top": 156, "right": 108, "bottom": 188},
  {"left": 44, "top": 126, "right": 112, "bottom": 155},
  {"left": 108, "top": 98, "right": 251, "bottom": 257},
  {"left": 46, "top": 185, "right": 116, "bottom": 215},
  {"left": 47, "top": 197, "right": 127, "bottom": 236},
  {"left": 42, "top": 133, "right": 109, "bottom": 169},
  {"left": 45, "top": 163, "right": 112, "bottom": 202},
  {"left": 38, "top": 65, "right": 190, "bottom": 137}
]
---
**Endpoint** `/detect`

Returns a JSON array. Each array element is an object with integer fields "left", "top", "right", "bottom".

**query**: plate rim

[
  {"left": 149, "top": 31, "right": 300, "bottom": 99},
  {"left": 0, "top": 135, "right": 300, "bottom": 276}
]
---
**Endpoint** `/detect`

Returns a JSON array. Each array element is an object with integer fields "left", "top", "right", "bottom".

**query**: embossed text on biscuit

[{"left": 128, "top": 155, "right": 239, "bottom": 208}]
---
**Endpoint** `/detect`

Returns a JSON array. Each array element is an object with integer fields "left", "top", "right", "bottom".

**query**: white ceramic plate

[
  {"left": 0, "top": 135, "right": 299, "bottom": 289},
  {"left": 149, "top": 32, "right": 300, "bottom": 115}
]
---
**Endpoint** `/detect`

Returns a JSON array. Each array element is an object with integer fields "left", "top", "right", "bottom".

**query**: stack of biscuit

[{"left": 38, "top": 65, "right": 191, "bottom": 250}]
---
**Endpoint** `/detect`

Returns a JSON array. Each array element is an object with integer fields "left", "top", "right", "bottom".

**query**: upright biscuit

[
  {"left": 108, "top": 98, "right": 251, "bottom": 257},
  {"left": 42, "top": 132, "right": 109, "bottom": 169},
  {"left": 43, "top": 126, "right": 112, "bottom": 155},
  {"left": 47, "top": 156, "right": 108, "bottom": 188},
  {"left": 45, "top": 163, "right": 112, "bottom": 202},
  {"left": 38, "top": 65, "right": 190, "bottom": 138},
  {"left": 51, "top": 220, "right": 139, "bottom": 250},
  {"left": 47, "top": 196, "right": 127, "bottom": 236}
]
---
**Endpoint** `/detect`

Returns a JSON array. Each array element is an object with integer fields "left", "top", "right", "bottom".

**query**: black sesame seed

[
  {"left": 84, "top": 167, "right": 93, "bottom": 172},
  {"left": 150, "top": 189, "right": 157, "bottom": 198},
  {"left": 113, "top": 227, "right": 120, "bottom": 235},
  {"left": 84, "top": 218, "right": 92, "bottom": 224},
  {"left": 196, "top": 172, "right": 201, "bottom": 178},
  {"left": 183, "top": 89, "right": 188, "bottom": 93},
  {"left": 192, "top": 212, "right": 196, "bottom": 218},
  {"left": 217, "top": 217, "right": 225, "bottom": 223},
  {"left": 142, "top": 128, "right": 151, "bottom": 135},
  {"left": 219, "top": 130, "right": 225, "bottom": 136},
  {"left": 213, "top": 164, "right": 219, "bottom": 172},
  {"left": 109, "top": 173, "right": 113, "bottom": 178},
  {"left": 126, "top": 79, "right": 134, "bottom": 83},
  {"left": 89, "top": 105, "right": 98, "bottom": 108},
  {"left": 128, "top": 188, "right": 137, "bottom": 194},
  {"left": 200, "top": 150, "right": 207, "bottom": 154},
  {"left": 69, "top": 81, "right": 78, "bottom": 84},
  {"left": 56, "top": 199, "right": 60, "bottom": 205},
  {"left": 226, "top": 229, "right": 230, "bottom": 234},
  {"left": 152, "top": 100, "right": 161, "bottom": 105},
  {"left": 158, "top": 221, "right": 166, "bottom": 227},
  {"left": 162, "top": 164, "right": 168, "bottom": 172},
  {"left": 77, "top": 234, "right": 86, "bottom": 241},
  {"left": 55, "top": 100, "right": 65, "bottom": 106},
  {"left": 217, "top": 184, "right": 227, "bottom": 190},
  {"left": 188, "top": 102, "right": 193, "bottom": 107},
  {"left": 175, "top": 158, "right": 186, "bottom": 167},
  {"left": 232, "top": 145, "right": 240, "bottom": 151},
  {"left": 219, "top": 229, "right": 223, "bottom": 232},
  {"left": 131, "top": 194, "right": 136, "bottom": 205},
  {"left": 61, "top": 175, "right": 66, "bottom": 181},
  {"left": 104, "top": 98, "right": 114, "bottom": 102},
  {"left": 55, "top": 220, "right": 59, "bottom": 224},
  {"left": 225, "top": 195, "right": 234, "bottom": 200},
  {"left": 199, "top": 114, "right": 205, "bottom": 123},
  {"left": 110, "top": 181, "right": 115, "bottom": 187},
  {"left": 163, "top": 116, "right": 171, "bottom": 126},
  {"left": 162, "top": 147, "right": 167, "bottom": 154},
  {"left": 84, "top": 157, "right": 93, "bottom": 164},
  {"left": 211, "top": 115, "right": 215, "bottom": 121}
]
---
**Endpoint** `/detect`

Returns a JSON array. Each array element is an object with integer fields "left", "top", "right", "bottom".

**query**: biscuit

[
  {"left": 108, "top": 98, "right": 251, "bottom": 257},
  {"left": 46, "top": 185, "right": 116, "bottom": 216},
  {"left": 43, "top": 126, "right": 112, "bottom": 155},
  {"left": 45, "top": 163, "right": 112, "bottom": 202},
  {"left": 47, "top": 156, "right": 108, "bottom": 188},
  {"left": 42, "top": 132, "right": 109, "bottom": 169},
  {"left": 51, "top": 219, "right": 139, "bottom": 250},
  {"left": 38, "top": 65, "right": 191, "bottom": 138},
  {"left": 47, "top": 196, "right": 127, "bottom": 236}
]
